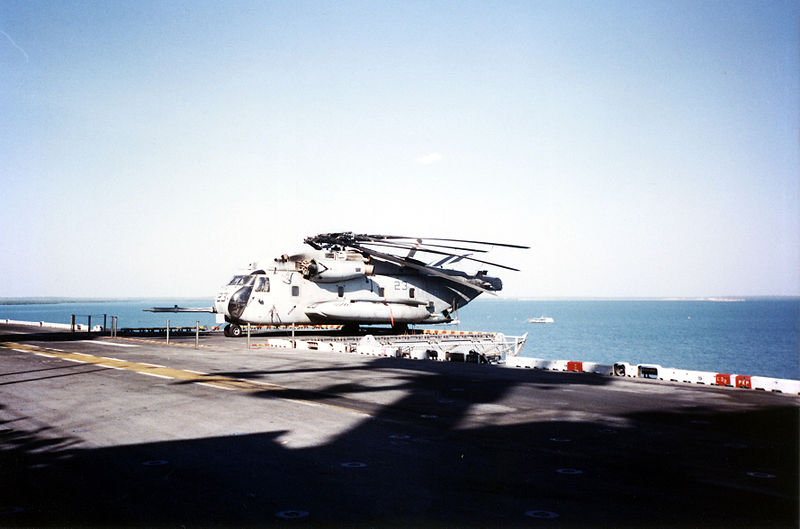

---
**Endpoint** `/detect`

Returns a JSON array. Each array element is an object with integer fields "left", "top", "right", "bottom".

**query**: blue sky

[{"left": 1, "top": 0, "right": 798, "bottom": 298}]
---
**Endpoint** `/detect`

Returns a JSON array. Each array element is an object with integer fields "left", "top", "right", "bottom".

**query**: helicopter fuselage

[{"left": 214, "top": 249, "right": 501, "bottom": 334}]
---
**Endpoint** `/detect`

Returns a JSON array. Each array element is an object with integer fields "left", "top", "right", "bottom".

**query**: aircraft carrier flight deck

[{"left": 1, "top": 324, "right": 797, "bottom": 528}]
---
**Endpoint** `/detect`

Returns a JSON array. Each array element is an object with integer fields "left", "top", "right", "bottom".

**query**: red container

[{"left": 567, "top": 361, "right": 583, "bottom": 372}]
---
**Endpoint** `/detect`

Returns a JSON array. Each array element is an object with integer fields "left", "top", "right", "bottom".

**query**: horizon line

[{"left": 2, "top": 295, "right": 799, "bottom": 305}]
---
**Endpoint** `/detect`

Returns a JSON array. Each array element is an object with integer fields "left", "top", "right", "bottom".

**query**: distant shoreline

[
  {"left": 2, "top": 296, "right": 797, "bottom": 306},
  {"left": 498, "top": 296, "right": 799, "bottom": 302}
]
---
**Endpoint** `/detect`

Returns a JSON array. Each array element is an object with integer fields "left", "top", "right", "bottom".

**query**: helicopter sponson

[{"left": 213, "top": 233, "right": 528, "bottom": 336}]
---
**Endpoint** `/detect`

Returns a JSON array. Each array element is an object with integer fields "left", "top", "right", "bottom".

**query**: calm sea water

[
  {"left": 1, "top": 298, "right": 797, "bottom": 380},
  {"left": 0, "top": 299, "right": 218, "bottom": 330},
  {"left": 450, "top": 298, "right": 799, "bottom": 380}
]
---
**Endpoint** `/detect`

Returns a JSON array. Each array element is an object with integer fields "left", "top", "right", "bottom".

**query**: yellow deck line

[
  {"left": 0, "top": 342, "right": 371, "bottom": 416},
  {"left": 0, "top": 341, "right": 284, "bottom": 392}
]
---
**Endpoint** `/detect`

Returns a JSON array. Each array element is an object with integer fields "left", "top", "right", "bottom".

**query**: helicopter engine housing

[{"left": 305, "top": 259, "right": 374, "bottom": 283}]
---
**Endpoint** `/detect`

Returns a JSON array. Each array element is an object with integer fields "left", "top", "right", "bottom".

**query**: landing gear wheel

[
  {"left": 229, "top": 324, "right": 242, "bottom": 337},
  {"left": 223, "top": 324, "right": 232, "bottom": 337}
]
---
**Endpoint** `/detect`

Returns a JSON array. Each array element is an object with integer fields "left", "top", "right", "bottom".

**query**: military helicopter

[{"left": 151, "top": 232, "right": 528, "bottom": 337}]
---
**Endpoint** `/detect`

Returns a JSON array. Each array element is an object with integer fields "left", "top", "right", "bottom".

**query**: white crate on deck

[{"left": 751, "top": 376, "right": 800, "bottom": 394}]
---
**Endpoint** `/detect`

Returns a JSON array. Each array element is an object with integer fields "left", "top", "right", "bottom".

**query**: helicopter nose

[{"left": 228, "top": 286, "right": 253, "bottom": 320}]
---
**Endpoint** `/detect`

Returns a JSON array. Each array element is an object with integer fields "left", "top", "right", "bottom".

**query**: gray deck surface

[{"left": 1, "top": 324, "right": 797, "bottom": 528}]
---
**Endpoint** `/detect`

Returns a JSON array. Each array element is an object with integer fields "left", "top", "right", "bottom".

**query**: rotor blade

[
  {"left": 364, "top": 234, "right": 530, "bottom": 250},
  {"left": 359, "top": 247, "right": 491, "bottom": 294},
  {"left": 432, "top": 255, "right": 454, "bottom": 267},
  {"left": 306, "top": 233, "right": 522, "bottom": 271},
  {"left": 355, "top": 235, "right": 489, "bottom": 254},
  {"left": 358, "top": 240, "right": 521, "bottom": 271}
]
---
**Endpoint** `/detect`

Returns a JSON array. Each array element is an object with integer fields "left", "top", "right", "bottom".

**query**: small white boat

[{"left": 528, "top": 316, "right": 554, "bottom": 324}]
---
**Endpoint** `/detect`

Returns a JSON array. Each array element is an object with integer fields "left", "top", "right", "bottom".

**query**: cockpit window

[
  {"left": 255, "top": 276, "right": 269, "bottom": 292},
  {"left": 228, "top": 275, "right": 256, "bottom": 286}
]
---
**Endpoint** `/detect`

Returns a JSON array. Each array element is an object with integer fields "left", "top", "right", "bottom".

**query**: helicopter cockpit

[{"left": 227, "top": 273, "right": 269, "bottom": 291}]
